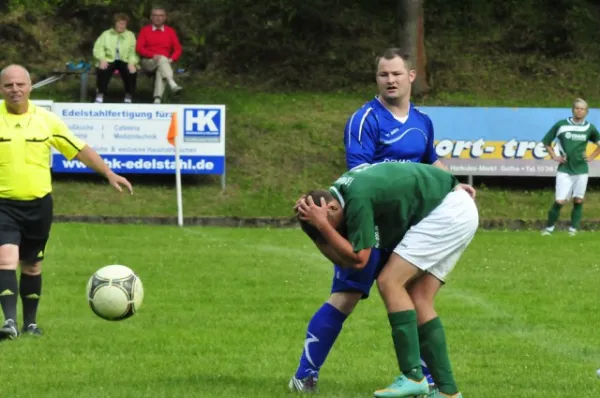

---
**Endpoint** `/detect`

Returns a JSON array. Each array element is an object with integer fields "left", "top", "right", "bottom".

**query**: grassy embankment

[{"left": 31, "top": 59, "right": 600, "bottom": 227}]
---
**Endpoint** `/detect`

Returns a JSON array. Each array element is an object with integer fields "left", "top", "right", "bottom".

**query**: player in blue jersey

[{"left": 289, "top": 48, "right": 447, "bottom": 395}]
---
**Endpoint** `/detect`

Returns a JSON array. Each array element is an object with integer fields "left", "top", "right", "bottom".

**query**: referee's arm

[
  {"left": 75, "top": 146, "right": 133, "bottom": 194},
  {"left": 50, "top": 117, "right": 133, "bottom": 194}
]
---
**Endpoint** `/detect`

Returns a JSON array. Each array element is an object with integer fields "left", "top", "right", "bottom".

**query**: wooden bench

[
  {"left": 32, "top": 64, "right": 188, "bottom": 104},
  {"left": 32, "top": 67, "right": 91, "bottom": 102}
]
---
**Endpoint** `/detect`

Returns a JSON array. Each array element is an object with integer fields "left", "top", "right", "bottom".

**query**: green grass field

[{"left": 3, "top": 224, "right": 600, "bottom": 397}]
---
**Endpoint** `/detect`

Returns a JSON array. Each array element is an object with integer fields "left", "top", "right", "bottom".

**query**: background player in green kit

[
  {"left": 541, "top": 98, "right": 600, "bottom": 236},
  {"left": 295, "top": 162, "right": 478, "bottom": 398}
]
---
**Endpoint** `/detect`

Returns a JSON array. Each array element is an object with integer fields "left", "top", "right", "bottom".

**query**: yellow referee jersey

[{"left": 0, "top": 101, "right": 86, "bottom": 200}]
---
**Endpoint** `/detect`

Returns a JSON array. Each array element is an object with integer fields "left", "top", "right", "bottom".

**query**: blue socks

[
  {"left": 295, "top": 302, "right": 347, "bottom": 379},
  {"left": 422, "top": 358, "right": 434, "bottom": 385}
]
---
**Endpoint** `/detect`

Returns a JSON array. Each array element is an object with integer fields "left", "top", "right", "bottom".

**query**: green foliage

[
  {"left": 2, "top": 0, "right": 600, "bottom": 90},
  {"left": 424, "top": 0, "right": 600, "bottom": 57},
  {"left": 6, "top": 0, "right": 64, "bottom": 13}
]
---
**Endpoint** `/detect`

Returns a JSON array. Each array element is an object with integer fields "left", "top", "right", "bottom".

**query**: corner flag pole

[
  {"left": 175, "top": 130, "right": 184, "bottom": 227},
  {"left": 167, "top": 112, "right": 184, "bottom": 227}
]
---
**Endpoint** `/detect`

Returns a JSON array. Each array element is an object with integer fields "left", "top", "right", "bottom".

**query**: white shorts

[
  {"left": 393, "top": 189, "right": 479, "bottom": 282},
  {"left": 555, "top": 172, "right": 588, "bottom": 200}
]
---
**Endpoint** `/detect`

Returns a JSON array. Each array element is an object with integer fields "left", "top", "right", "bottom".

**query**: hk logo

[
  {"left": 184, "top": 109, "right": 220, "bottom": 133},
  {"left": 183, "top": 108, "right": 223, "bottom": 142}
]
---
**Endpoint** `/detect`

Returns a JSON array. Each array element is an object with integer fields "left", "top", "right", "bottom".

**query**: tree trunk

[{"left": 397, "top": 0, "right": 429, "bottom": 96}]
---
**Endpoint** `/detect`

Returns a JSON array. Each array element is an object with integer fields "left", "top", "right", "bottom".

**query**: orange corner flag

[{"left": 167, "top": 112, "right": 178, "bottom": 146}]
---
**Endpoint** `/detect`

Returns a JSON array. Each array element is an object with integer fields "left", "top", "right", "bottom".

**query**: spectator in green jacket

[{"left": 93, "top": 13, "right": 139, "bottom": 103}]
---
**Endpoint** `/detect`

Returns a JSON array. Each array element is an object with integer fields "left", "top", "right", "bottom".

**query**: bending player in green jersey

[
  {"left": 541, "top": 98, "right": 600, "bottom": 236},
  {"left": 295, "top": 162, "right": 478, "bottom": 398}
]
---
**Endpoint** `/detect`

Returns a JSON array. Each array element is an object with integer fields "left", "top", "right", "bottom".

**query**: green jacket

[{"left": 93, "top": 28, "right": 139, "bottom": 65}]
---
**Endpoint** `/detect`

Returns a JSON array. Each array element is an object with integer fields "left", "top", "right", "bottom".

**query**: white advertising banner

[
  {"left": 49, "top": 103, "right": 226, "bottom": 175},
  {"left": 32, "top": 100, "right": 53, "bottom": 111}
]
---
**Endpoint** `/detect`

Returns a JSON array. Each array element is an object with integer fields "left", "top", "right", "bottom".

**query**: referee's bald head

[
  {"left": 1, "top": 64, "right": 33, "bottom": 110},
  {"left": 0, "top": 64, "right": 32, "bottom": 85}
]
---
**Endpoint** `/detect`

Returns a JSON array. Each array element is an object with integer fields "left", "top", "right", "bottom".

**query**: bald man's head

[
  {"left": 0, "top": 65, "right": 31, "bottom": 84},
  {"left": 1, "top": 64, "right": 32, "bottom": 112}
]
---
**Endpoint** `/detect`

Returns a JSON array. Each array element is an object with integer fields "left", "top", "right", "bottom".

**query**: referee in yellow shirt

[{"left": 0, "top": 64, "right": 133, "bottom": 340}]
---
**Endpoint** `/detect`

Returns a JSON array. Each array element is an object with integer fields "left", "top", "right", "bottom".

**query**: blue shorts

[{"left": 330, "top": 248, "right": 390, "bottom": 299}]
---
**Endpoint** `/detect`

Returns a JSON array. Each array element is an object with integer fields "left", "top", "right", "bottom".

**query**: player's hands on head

[
  {"left": 293, "top": 195, "right": 307, "bottom": 213},
  {"left": 297, "top": 195, "right": 329, "bottom": 228}
]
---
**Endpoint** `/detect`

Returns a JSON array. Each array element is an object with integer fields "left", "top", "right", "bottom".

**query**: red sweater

[{"left": 136, "top": 25, "right": 183, "bottom": 62}]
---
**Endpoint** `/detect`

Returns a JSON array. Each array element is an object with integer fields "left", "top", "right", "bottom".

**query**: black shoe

[
  {"left": 0, "top": 319, "right": 19, "bottom": 340},
  {"left": 21, "top": 323, "right": 43, "bottom": 336}
]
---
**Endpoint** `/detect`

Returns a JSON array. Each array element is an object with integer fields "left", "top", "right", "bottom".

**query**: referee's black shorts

[{"left": 0, "top": 194, "right": 53, "bottom": 263}]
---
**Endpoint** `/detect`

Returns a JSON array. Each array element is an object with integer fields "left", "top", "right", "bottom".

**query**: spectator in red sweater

[{"left": 136, "top": 6, "right": 183, "bottom": 104}]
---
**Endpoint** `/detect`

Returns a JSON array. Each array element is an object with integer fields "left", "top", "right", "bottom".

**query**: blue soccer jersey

[{"left": 343, "top": 97, "right": 438, "bottom": 169}]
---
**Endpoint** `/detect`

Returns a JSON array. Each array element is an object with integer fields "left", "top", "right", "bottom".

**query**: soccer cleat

[
  {"left": 568, "top": 228, "right": 577, "bottom": 237},
  {"left": 374, "top": 375, "right": 429, "bottom": 398},
  {"left": 289, "top": 373, "right": 318, "bottom": 393},
  {"left": 541, "top": 229, "right": 552, "bottom": 236},
  {"left": 0, "top": 319, "right": 19, "bottom": 340},
  {"left": 21, "top": 323, "right": 43, "bottom": 336}
]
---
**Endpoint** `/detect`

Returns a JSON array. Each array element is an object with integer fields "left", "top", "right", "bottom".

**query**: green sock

[
  {"left": 388, "top": 310, "right": 423, "bottom": 382},
  {"left": 419, "top": 317, "right": 458, "bottom": 395},
  {"left": 571, "top": 202, "right": 583, "bottom": 229},
  {"left": 547, "top": 202, "right": 562, "bottom": 227}
]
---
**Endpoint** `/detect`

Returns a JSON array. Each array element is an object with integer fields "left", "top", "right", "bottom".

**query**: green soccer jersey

[
  {"left": 541, "top": 117, "right": 600, "bottom": 175},
  {"left": 329, "top": 162, "right": 459, "bottom": 252}
]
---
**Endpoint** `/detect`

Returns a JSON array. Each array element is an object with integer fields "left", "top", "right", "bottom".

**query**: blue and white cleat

[{"left": 289, "top": 372, "right": 318, "bottom": 393}]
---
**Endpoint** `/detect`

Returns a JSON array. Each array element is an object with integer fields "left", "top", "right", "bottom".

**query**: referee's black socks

[
  {"left": 20, "top": 273, "right": 41, "bottom": 327},
  {"left": 0, "top": 270, "right": 18, "bottom": 323}
]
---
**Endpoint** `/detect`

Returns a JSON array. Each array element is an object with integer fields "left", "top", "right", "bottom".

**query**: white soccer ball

[{"left": 86, "top": 265, "right": 144, "bottom": 321}]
